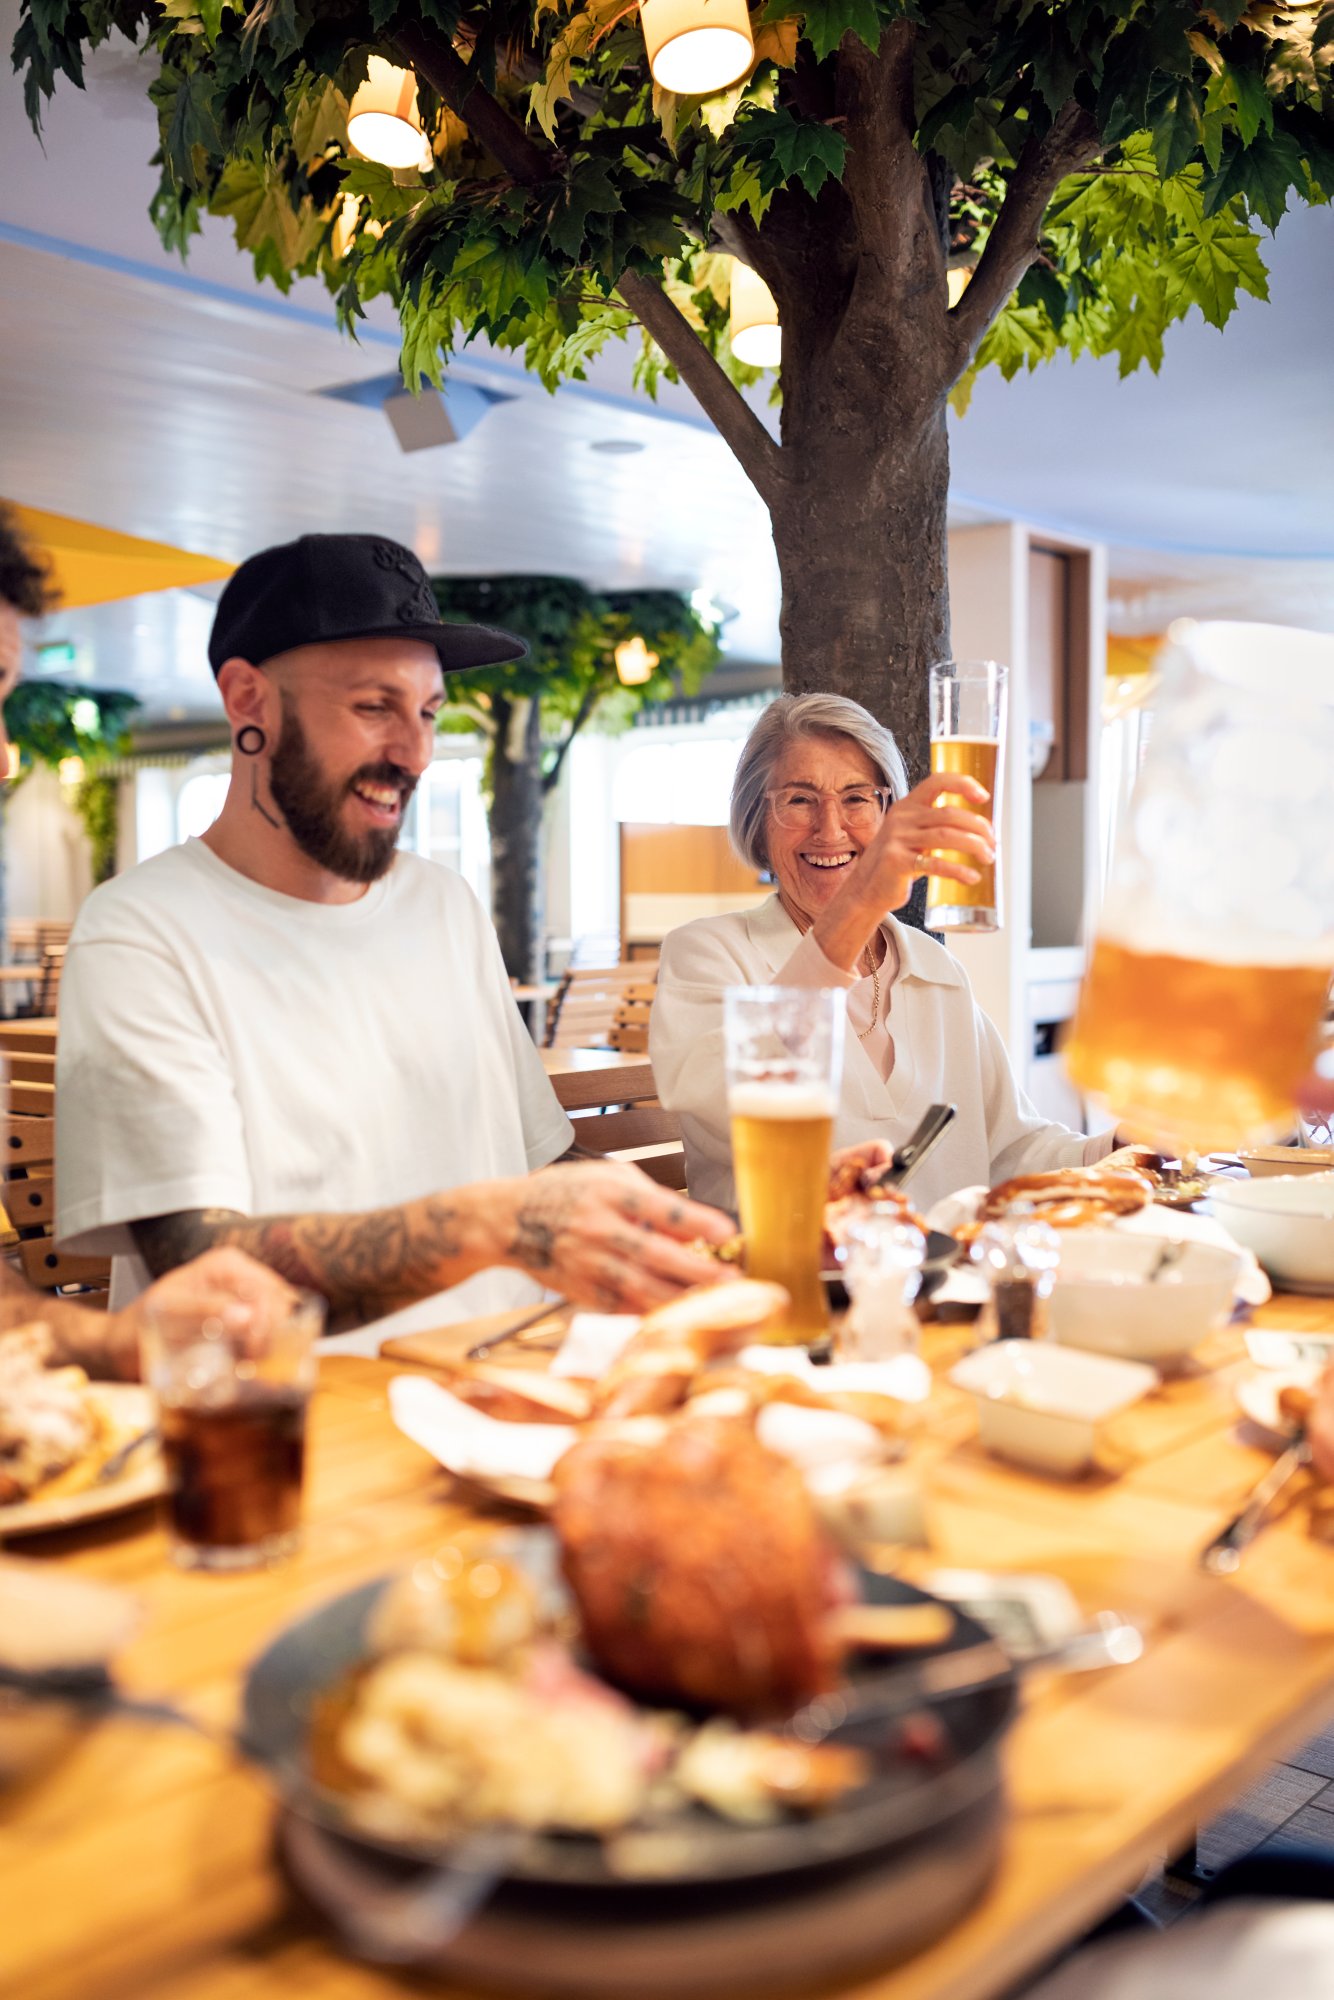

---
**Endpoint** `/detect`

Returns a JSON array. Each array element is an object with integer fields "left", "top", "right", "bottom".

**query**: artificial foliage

[
  {"left": 15, "top": 2, "right": 1333, "bottom": 790},
  {"left": 431, "top": 573, "right": 720, "bottom": 973},
  {"left": 2, "top": 680, "right": 140, "bottom": 884}
]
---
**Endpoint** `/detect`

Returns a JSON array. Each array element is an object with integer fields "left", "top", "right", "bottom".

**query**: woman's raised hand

[{"left": 840, "top": 772, "right": 995, "bottom": 921}]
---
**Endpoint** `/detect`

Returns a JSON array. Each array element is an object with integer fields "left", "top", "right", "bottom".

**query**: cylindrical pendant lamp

[
  {"left": 615, "top": 636, "right": 660, "bottom": 686},
  {"left": 640, "top": 0, "right": 754, "bottom": 96},
  {"left": 729, "top": 261, "right": 781, "bottom": 368},
  {"left": 347, "top": 56, "right": 430, "bottom": 170}
]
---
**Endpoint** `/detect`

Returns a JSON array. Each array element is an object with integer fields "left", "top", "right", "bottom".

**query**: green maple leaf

[
  {"left": 798, "top": 0, "right": 885, "bottom": 64},
  {"left": 1149, "top": 76, "right": 1204, "bottom": 181},
  {"left": 1203, "top": 130, "right": 1306, "bottom": 229},
  {"left": 1170, "top": 212, "right": 1270, "bottom": 326},
  {"left": 545, "top": 158, "right": 621, "bottom": 258}
]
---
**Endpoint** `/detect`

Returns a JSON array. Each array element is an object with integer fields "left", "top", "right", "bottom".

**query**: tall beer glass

[
  {"left": 1065, "top": 621, "right": 1334, "bottom": 1153},
  {"left": 926, "top": 660, "right": 1008, "bottom": 933},
  {"left": 724, "top": 986, "right": 845, "bottom": 1343}
]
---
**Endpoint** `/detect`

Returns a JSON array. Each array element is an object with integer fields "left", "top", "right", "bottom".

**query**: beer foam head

[{"left": 728, "top": 1080, "right": 838, "bottom": 1120}]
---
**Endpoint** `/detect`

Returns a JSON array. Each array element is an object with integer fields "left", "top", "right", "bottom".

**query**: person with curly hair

[{"left": 0, "top": 505, "right": 59, "bottom": 762}]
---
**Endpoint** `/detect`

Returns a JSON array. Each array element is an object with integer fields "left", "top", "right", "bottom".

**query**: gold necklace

[
  {"left": 857, "top": 956, "right": 881, "bottom": 1040},
  {"left": 779, "top": 896, "right": 884, "bottom": 1039}
]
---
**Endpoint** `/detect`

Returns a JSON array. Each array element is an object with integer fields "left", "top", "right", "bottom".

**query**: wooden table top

[{"left": 6, "top": 1293, "right": 1334, "bottom": 2000}]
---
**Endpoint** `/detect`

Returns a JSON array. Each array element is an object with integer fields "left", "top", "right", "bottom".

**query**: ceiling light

[
  {"left": 347, "top": 56, "right": 429, "bottom": 171},
  {"left": 332, "top": 193, "right": 385, "bottom": 259},
  {"left": 946, "top": 254, "right": 977, "bottom": 309},
  {"left": 615, "top": 636, "right": 659, "bottom": 686},
  {"left": 640, "top": 0, "right": 754, "bottom": 96},
  {"left": 729, "top": 261, "right": 781, "bottom": 369}
]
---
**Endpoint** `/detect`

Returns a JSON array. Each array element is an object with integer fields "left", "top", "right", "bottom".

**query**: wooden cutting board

[{"left": 379, "top": 1304, "right": 574, "bottom": 1370}]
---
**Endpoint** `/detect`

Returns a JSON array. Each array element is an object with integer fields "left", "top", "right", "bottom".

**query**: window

[
  {"left": 176, "top": 771, "right": 230, "bottom": 842},
  {"left": 609, "top": 736, "right": 745, "bottom": 825}
]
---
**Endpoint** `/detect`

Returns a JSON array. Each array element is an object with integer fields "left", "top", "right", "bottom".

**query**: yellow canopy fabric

[
  {"left": 5, "top": 504, "right": 234, "bottom": 610},
  {"left": 1106, "top": 634, "right": 1164, "bottom": 679}
]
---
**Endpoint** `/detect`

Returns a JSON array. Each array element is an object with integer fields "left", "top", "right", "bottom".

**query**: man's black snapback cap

[{"left": 208, "top": 533, "right": 527, "bottom": 676}]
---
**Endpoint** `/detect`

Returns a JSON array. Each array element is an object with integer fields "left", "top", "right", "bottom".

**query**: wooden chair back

[
  {"left": 1, "top": 1076, "right": 110, "bottom": 1298},
  {"left": 549, "top": 1054, "right": 685, "bottom": 1190},
  {"left": 544, "top": 962, "right": 659, "bottom": 1050}
]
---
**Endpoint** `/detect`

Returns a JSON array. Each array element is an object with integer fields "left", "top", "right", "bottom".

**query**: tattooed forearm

[{"left": 132, "top": 1195, "right": 477, "bottom": 1330}]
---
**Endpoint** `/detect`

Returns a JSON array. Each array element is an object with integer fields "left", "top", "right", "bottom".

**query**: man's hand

[
  {"left": 102, "top": 1248, "right": 303, "bottom": 1380},
  {"left": 496, "top": 1161, "right": 734, "bottom": 1313}
]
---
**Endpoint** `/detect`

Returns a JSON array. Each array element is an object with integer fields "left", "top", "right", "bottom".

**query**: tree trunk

[
  {"left": 769, "top": 407, "right": 951, "bottom": 791},
  {"left": 487, "top": 695, "right": 544, "bottom": 982}
]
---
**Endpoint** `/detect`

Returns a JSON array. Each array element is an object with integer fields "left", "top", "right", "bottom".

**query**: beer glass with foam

[
  {"left": 724, "top": 985, "right": 845, "bottom": 1342},
  {"left": 1065, "top": 622, "right": 1334, "bottom": 1153},
  {"left": 926, "top": 660, "right": 1008, "bottom": 933}
]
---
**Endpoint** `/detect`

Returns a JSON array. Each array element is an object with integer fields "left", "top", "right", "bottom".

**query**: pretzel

[
  {"left": 958, "top": 1165, "right": 1153, "bottom": 1240},
  {"left": 589, "top": 1279, "right": 788, "bottom": 1420}
]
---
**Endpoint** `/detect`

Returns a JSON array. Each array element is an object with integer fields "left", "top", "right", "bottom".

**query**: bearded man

[{"left": 55, "top": 534, "right": 729, "bottom": 1341}]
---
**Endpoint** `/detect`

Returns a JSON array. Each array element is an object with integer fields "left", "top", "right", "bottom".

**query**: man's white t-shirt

[{"left": 55, "top": 840, "right": 572, "bottom": 1335}]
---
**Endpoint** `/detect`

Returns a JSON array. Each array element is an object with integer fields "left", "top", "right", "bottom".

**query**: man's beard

[{"left": 267, "top": 701, "right": 417, "bottom": 885}]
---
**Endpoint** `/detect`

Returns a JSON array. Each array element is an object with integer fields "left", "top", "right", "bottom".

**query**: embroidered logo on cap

[{"left": 371, "top": 540, "right": 439, "bottom": 625}]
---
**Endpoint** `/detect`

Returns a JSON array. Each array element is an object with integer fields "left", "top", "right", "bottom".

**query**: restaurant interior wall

[
  {"left": 945, "top": 521, "right": 1109, "bottom": 1129},
  {"left": 564, "top": 708, "right": 768, "bottom": 954}
]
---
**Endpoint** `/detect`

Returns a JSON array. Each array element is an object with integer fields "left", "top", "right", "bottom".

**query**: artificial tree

[
  {"left": 431, "top": 575, "right": 719, "bottom": 977},
  {"left": 14, "top": 2, "right": 1332, "bottom": 788}
]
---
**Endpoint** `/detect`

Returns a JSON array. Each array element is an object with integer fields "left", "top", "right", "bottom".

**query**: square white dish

[{"left": 950, "top": 1342, "right": 1158, "bottom": 1475}]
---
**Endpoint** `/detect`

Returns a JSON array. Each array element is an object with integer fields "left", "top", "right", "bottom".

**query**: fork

[{"left": 95, "top": 1427, "right": 160, "bottom": 1484}]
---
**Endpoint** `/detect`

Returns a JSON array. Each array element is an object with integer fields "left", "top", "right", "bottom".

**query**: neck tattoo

[{"left": 250, "top": 764, "right": 282, "bottom": 830}]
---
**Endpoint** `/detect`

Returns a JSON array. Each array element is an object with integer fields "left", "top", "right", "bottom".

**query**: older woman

[{"left": 651, "top": 693, "right": 1115, "bottom": 1214}]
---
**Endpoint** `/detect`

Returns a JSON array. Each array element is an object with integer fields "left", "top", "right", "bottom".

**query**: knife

[{"left": 1199, "top": 1434, "right": 1313, "bottom": 1575}]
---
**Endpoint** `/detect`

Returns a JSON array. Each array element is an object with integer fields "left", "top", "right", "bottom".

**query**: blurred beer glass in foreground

[
  {"left": 724, "top": 986, "right": 845, "bottom": 1342},
  {"left": 926, "top": 660, "right": 1008, "bottom": 933},
  {"left": 1065, "top": 621, "right": 1334, "bottom": 1153}
]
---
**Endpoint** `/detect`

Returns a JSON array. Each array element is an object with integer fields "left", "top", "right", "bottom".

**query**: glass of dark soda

[{"left": 140, "top": 1290, "right": 325, "bottom": 1571}]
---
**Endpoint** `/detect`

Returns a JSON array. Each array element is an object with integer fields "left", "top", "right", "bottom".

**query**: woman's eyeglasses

[{"left": 767, "top": 785, "right": 889, "bottom": 832}]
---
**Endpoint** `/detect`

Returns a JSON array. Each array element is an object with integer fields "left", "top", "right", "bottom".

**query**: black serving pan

[{"left": 242, "top": 1538, "right": 1014, "bottom": 1899}]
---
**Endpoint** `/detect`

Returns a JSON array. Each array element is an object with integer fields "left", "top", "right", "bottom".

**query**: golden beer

[
  {"left": 926, "top": 736, "right": 1000, "bottom": 926},
  {"left": 729, "top": 1082, "right": 834, "bottom": 1342},
  {"left": 1064, "top": 936, "right": 1333, "bottom": 1151}
]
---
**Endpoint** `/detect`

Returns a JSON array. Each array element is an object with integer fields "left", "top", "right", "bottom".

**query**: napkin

[
  {"left": 549, "top": 1314, "right": 638, "bottom": 1378},
  {"left": 388, "top": 1372, "right": 890, "bottom": 1491},
  {"left": 736, "top": 1344, "right": 933, "bottom": 1404},
  {"left": 388, "top": 1375, "right": 575, "bottom": 1484}
]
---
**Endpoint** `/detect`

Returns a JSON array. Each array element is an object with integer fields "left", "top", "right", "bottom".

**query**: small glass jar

[
  {"left": 840, "top": 1214, "right": 926, "bottom": 1361},
  {"left": 971, "top": 1216, "right": 1061, "bottom": 1342}
]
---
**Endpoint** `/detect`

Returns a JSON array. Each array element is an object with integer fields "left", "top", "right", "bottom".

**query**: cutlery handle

[{"left": 1200, "top": 1438, "right": 1312, "bottom": 1575}]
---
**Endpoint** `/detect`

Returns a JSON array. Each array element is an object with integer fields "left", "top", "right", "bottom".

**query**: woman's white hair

[{"left": 730, "top": 693, "right": 910, "bottom": 872}]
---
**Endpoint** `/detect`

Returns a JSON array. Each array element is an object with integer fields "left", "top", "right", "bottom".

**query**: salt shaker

[
  {"left": 971, "top": 1216, "right": 1061, "bottom": 1341},
  {"left": 840, "top": 1214, "right": 926, "bottom": 1360}
]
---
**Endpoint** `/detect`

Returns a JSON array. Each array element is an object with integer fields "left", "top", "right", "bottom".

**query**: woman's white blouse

[{"left": 650, "top": 895, "right": 1113, "bottom": 1213}]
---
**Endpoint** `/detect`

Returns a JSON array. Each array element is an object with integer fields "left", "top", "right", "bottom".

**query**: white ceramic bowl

[
  {"left": 1208, "top": 1174, "right": 1334, "bottom": 1293},
  {"left": 1046, "top": 1230, "right": 1242, "bottom": 1362},
  {"left": 949, "top": 1342, "right": 1157, "bottom": 1476}
]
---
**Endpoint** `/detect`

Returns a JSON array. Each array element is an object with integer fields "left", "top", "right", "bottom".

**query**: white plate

[
  {"left": 0, "top": 1385, "right": 164, "bottom": 1538},
  {"left": 1233, "top": 1368, "right": 1322, "bottom": 1447}
]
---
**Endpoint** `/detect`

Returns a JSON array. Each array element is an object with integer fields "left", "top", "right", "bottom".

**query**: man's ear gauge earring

[{"left": 236, "top": 726, "right": 266, "bottom": 756}]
